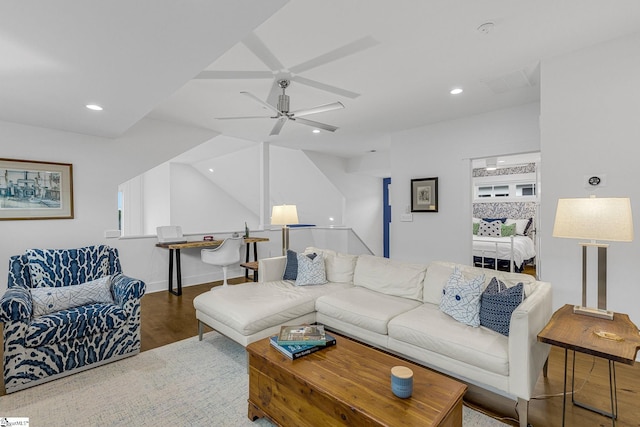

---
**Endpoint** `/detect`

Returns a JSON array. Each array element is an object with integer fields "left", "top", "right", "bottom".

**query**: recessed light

[
  {"left": 450, "top": 88, "right": 463, "bottom": 95},
  {"left": 86, "top": 104, "right": 103, "bottom": 111},
  {"left": 208, "top": 168, "right": 214, "bottom": 173},
  {"left": 312, "top": 129, "right": 320, "bottom": 134}
]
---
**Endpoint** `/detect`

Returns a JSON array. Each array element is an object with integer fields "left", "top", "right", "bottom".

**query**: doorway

[{"left": 471, "top": 153, "right": 540, "bottom": 277}]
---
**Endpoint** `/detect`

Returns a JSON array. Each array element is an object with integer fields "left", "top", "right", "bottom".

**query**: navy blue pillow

[
  {"left": 523, "top": 217, "right": 534, "bottom": 235},
  {"left": 283, "top": 250, "right": 298, "bottom": 280},
  {"left": 283, "top": 250, "right": 318, "bottom": 280},
  {"left": 479, "top": 277, "right": 524, "bottom": 336},
  {"left": 482, "top": 218, "right": 507, "bottom": 223}
]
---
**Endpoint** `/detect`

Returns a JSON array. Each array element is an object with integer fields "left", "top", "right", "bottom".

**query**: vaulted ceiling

[{"left": 2, "top": 1, "right": 640, "bottom": 159}]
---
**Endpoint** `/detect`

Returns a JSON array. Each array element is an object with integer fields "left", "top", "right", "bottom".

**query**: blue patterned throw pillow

[
  {"left": 295, "top": 253, "right": 327, "bottom": 286},
  {"left": 439, "top": 267, "right": 484, "bottom": 327},
  {"left": 283, "top": 250, "right": 299, "bottom": 280},
  {"left": 30, "top": 275, "right": 114, "bottom": 317},
  {"left": 480, "top": 277, "right": 525, "bottom": 336}
]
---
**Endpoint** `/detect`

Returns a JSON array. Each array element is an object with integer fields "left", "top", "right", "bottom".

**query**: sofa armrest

[
  {"left": 0, "top": 287, "right": 33, "bottom": 322},
  {"left": 112, "top": 273, "right": 146, "bottom": 306},
  {"left": 258, "top": 256, "right": 286, "bottom": 283},
  {"left": 508, "top": 281, "right": 553, "bottom": 400}
]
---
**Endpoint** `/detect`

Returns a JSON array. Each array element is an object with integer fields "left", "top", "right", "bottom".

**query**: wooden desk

[
  {"left": 156, "top": 237, "right": 269, "bottom": 295},
  {"left": 537, "top": 304, "right": 640, "bottom": 426}
]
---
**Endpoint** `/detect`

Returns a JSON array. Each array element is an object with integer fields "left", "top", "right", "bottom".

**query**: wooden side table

[{"left": 537, "top": 304, "right": 640, "bottom": 426}]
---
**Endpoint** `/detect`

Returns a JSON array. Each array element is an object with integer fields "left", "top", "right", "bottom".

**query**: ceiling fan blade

[
  {"left": 270, "top": 118, "right": 287, "bottom": 136},
  {"left": 291, "top": 76, "right": 360, "bottom": 99},
  {"left": 293, "top": 117, "right": 338, "bottom": 133},
  {"left": 266, "top": 79, "right": 281, "bottom": 107},
  {"left": 240, "top": 91, "right": 281, "bottom": 115},
  {"left": 291, "top": 102, "right": 344, "bottom": 118},
  {"left": 289, "top": 36, "right": 379, "bottom": 74},
  {"left": 215, "top": 116, "right": 271, "bottom": 120},
  {"left": 194, "top": 70, "right": 273, "bottom": 79},
  {"left": 242, "top": 32, "right": 285, "bottom": 72}
]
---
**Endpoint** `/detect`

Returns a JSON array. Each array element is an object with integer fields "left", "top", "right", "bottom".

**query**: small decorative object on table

[
  {"left": 391, "top": 366, "right": 414, "bottom": 398},
  {"left": 270, "top": 333, "right": 336, "bottom": 359},
  {"left": 277, "top": 324, "right": 327, "bottom": 346},
  {"left": 245, "top": 221, "right": 250, "bottom": 238}
]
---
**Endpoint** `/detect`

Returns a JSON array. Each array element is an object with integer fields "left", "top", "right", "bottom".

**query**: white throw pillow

[
  {"left": 439, "top": 267, "right": 484, "bottom": 327},
  {"left": 324, "top": 252, "right": 357, "bottom": 283},
  {"left": 295, "top": 253, "right": 327, "bottom": 286},
  {"left": 30, "top": 275, "right": 113, "bottom": 317}
]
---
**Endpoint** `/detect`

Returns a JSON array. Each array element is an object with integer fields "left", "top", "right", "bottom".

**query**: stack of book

[{"left": 270, "top": 325, "right": 336, "bottom": 359}]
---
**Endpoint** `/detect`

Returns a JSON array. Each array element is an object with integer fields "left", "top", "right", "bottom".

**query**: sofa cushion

[
  {"left": 295, "top": 253, "right": 327, "bottom": 286},
  {"left": 26, "top": 245, "right": 111, "bottom": 288},
  {"left": 324, "top": 252, "right": 357, "bottom": 283},
  {"left": 30, "top": 275, "right": 113, "bottom": 317},
  {"left": 193, "top": 280, "right": 352, "bottom": 336},
  {"left": 353, "top": 255, "right": 426, "bottom": 301},
  {"left": 25, "top": 303, "right": 127, "bottom": 347},
  {"left": 388, "top": 304, "right": 509, "bottom": 376},
  {"left": 439, "top": 267, "right": 484, "bottom": 327},
  {"left": 315, "top": 287, "right": 422, "bottom": 335},
  {"left": 480, "top": 277, "right": 525, "bottom": 336}
]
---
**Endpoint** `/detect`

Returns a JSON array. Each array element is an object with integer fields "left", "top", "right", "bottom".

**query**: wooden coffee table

[{"left": 246, "top": 334, "right": 467, "bottom": 426}]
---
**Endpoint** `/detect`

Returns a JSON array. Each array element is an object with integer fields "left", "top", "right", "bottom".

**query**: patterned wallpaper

[{"left": 472, "top": 162, "right": 536, "bottom": 177}]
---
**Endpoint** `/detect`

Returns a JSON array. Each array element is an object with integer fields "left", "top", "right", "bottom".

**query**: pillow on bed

[
  {"left": 478, "top": 220, "right": 501, "bottom": 237},
  {"left": 505, "top": 218, "right": 532, "bottom": 235},
  {"left": 482, "top": 218, "right": 507, "bottom": 223},
  {"left": 501, "top": 223, "right": 516, "bottom": 237},
  {"left": 473, "top": 222, "right": 480, "bottom": 235}
]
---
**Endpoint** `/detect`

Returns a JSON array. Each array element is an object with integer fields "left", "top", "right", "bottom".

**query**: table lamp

[
  {"left": 271, "top": 205, "right": 299, "bottom": 256},
  {"left": 552, "top": 196, "right": 633, "bottom": 320}
]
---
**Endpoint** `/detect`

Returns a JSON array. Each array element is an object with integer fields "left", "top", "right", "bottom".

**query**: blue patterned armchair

[{"left": 0, "top": 245, "right": 145, "bottom": 393}]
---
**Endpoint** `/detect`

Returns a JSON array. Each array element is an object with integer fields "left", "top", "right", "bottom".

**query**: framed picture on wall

[
  {"left": 0, "top": 158, "right": 74, "bottom": 220},
  {"left": 411, "top": 177, "right": 438, "bottom": 212}
]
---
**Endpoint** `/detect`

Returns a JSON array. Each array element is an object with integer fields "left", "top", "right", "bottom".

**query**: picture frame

[
  {"left": 0, "top": 158, "right": 74, "bottom": 220},
  {"left": 411, "top": 177, "right": 438, "bottom": 212}
]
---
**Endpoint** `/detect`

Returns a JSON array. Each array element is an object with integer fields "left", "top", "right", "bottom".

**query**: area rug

[{"left": 0, "top": 332, "right": 507, "bottom": 426}]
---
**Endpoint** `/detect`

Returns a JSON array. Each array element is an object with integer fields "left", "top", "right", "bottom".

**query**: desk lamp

[
  {"left": 271, "top": 205, "right": 299, "bottom": 256},
  {"left": 552, "top": 196, "right": 633, "bottom": 320}
]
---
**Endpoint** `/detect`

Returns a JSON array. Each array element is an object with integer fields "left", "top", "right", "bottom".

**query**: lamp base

[{"left": 573, "top": 305, "right": 614, "bottom": 320}]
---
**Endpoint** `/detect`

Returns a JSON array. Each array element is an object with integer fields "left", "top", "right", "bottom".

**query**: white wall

[
  {"left": 540, "top": 31, "right": 640, "bottom": 328},
  {"left": 170, "top": 162, "right": 258, "bottom": 233},
  {"left": 142, "top": 162, "right": 170, "bottom": 235},
  {"left": 389, "top": 102, "right": 541, "bottom": 264},
  {"left": 0, "top": 118, "right": 217, "bottom": 293}
]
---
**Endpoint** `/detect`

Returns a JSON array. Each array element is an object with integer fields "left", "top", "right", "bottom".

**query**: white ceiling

[{"left": 2, "top": 1, "right": 640, "bottom": 159}]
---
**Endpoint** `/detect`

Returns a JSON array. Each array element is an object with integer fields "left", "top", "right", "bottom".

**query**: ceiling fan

[
  {"left": 216, "top": 79, "right": 344, "bottom": 136},
  {"left": 195, "top": 32, "right": 379, "bottom": 107}
]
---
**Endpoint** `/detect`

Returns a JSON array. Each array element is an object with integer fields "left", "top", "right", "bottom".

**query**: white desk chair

[{"left": 201, "top": 237, "right": 244, "bottom": 287}]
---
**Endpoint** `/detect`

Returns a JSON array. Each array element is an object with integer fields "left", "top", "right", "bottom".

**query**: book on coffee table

[
  {"left": 270, "top": 333, "right": 336, "bottom": 359},
  {"left": 277, "top": 324, "right": 327, "bottom": 346}
]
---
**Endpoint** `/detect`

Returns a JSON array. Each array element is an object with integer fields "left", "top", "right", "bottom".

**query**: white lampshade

[
  {"left": 271, "top": 205, "right": 299, "bottom": 226},
  {"left": 552, "top": 197, "right": 634, "bottom": 242}
]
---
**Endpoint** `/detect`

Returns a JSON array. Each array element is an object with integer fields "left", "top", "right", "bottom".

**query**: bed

[{"left": 472, "top": 217, "right": 536, "bottom": 272}]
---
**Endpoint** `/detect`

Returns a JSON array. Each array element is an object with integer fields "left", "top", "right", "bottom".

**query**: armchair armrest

[
  {"left": 508, "top": 281, "right": 553, "bottom": 399},
  {"left": 258, "top": 256, "right": 286, "bottom": 283},
  {"left": 111, "top": 273, "right": 146, "bottom": 306},
  {"left": 0, "top": 287, "right": 33, "bottom": 322}
]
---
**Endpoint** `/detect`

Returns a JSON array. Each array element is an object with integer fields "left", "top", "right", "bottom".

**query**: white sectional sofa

[{"left": 193, "top": 247, "right": 552, "bottom": 427}]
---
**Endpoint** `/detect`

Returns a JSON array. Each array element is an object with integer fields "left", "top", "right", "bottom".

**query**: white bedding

[{"left": 472, "top": 235, "right": 536, "bottom": 267}]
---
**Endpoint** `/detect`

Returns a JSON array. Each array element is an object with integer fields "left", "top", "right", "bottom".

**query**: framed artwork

[
  {"left": 411, "top": 177, "right": 438, "bottom": 212},
  {"left": 0, "top": 158, "right": 74, "bottom": 220}
]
